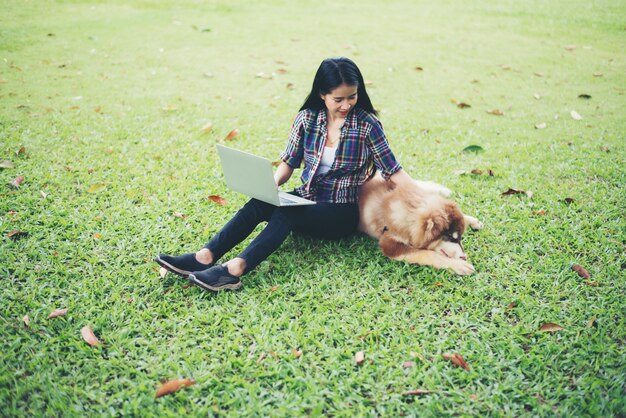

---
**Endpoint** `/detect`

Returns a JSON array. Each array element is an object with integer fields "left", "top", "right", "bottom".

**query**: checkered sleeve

[
  {"left": 280, "top": 110, "right": 307, "bottom": 168},
  {"left": 367, "top": 119, "right": 402, "bottom": 180}
]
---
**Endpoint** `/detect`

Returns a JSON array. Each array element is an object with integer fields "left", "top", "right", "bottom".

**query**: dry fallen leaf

[
  {"left": 402, "top": 389, "right": 433, "bottom": 396},
  {"left": 224, "top": 128, "right": 239, "bottom": 141},
  {"left": 539, "top": 323, "right": 563, "bottom": 332},
  {"left": 200, "top": 122, "right": 213, "bottom": 134},
  {"left": 535, "top": 122, "right": 547, "bottom": 129},
  {"left": 471, "top": 168, "right": 483, "bottom": 175},
  {"left": 207, "top": 195, "right": 227, "bottom": 206},
  {"left": 40, "top": 190, "right": 48, "bottom": 199},
  {"left": 23, "top": 315, "right": 29, "bottom": 328},
  {"left": 534, "top": 93, "right": 541, "bottom": 100},
  {"left": 402, "top": 361, "right": 416, "bottom": 369},
  {"left": 572, "top": 264, "right": 590, "bottom": 279},
  {"left": 172, "top": 212, "right": 186, "bottom": 220},
  {"left": 587, "top": 317, "right": 597, "bottom": 328},
  {"left": 292, "top": 348, "right": 303, "bottom": 358},
  {"left": 9, "top": 175, "right": 24, "bottom": 188},
  {"left": 159, "top": 267, "right": 168, "bottom": 279},
  {"left": 570, "top": 110, "right": 583, "bottom": 120},
  {"left": 502, "top": 188, "right": 533, "bottom": 198},
  {"left": 7, "top": 230, "right": 28, "bottom": 240},
  {"left": 81, "top": 325, "right": 102, "bottom": 346},
  {"left": 0, "top": 160, "right": 15, "bottom": 169},
  {"left": 355, "top": 351, "right": 365, "bottom": 365},
  {"left": 487, "top": 109, "right": 504, "bottom": 116},
  {"left": 451, "top": 98, "right": 471, "bottom": 108},
  {"left": 155, "top": 378, "right": 195, "bottom": 398},
  {"left": 442, "top": 353, "right": 470, "bottom": 370},
  {"left": 47, "top": 308, "right": 68, "bottom": 319}
]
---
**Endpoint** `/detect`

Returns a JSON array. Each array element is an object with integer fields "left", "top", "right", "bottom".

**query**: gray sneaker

[{"left": 188, "top": 265, "right": 242, "bottom": 292}]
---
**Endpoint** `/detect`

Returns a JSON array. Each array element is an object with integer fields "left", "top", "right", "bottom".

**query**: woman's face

[{"left": 321, "top": 83, "right": 358, "bottom": 120}]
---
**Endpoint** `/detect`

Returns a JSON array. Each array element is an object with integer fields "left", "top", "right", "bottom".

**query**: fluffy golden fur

[{"left": 358, "top": 173, "right": 483, "bottom": 275}]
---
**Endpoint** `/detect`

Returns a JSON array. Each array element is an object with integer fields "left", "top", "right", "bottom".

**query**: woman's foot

[
  {"left": 155, "top": 252, "right": 213, "bottom": 277},
  {"left": 188, "top": 265, "right": 242, "bottom": 292}
]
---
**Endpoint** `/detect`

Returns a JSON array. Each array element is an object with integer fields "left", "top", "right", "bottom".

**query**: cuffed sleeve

[
  {"left": 367, "top": 119, "right": 402, "bottom": 180},
  {"left": 280, "top": 110, "right": 307, "bottom": 168}
]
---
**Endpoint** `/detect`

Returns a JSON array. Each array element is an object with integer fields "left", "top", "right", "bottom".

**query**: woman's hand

[
  {"left": 389, "top": 169, "right": 414, "bottom": 187},
  {"left": 274, "top": 161, "right": 294, "bottom": 186}
]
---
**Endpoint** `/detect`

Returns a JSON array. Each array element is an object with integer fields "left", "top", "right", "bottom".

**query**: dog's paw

[
  {"left": 465, "top": 215, "right": 484, "bottom": 230},
  {"left": 451, "top": 259, "right": 475, "bottom": 275},
  {"left": 470, "top": 220, "right": 484, "bottom": 230}
]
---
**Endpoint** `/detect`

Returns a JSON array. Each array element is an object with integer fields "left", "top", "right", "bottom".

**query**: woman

[{"left": 156, "top": 57, "right": 414, "bottom": 291}]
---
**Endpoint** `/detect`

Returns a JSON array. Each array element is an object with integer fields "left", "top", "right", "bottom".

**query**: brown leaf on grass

[
  {"left": 40, "top": 190, "right": 48, "bottom": 199},
  {"left": 7, "top": 230, "right": 28, "bottom": 240},
  {"left": 507, "top": 302, "right": 518, "bottom": 309},
  {"left": 402, "top": 361, "right": 416, "bottom": 369},
  {"left": 532, "top": 210, "right": 546, "bottom": 215},
  {"left": 402, "top": 389, "right": 433, "bottom": 396},
  {"left": 155, "top": 378, "right": 195, "bottom": 398},
  {"left": 159, "top": 267, "right": 168, "bottom": 279},
  {"left": 471, "top": 168, "right": 483, "bottom": 175},
  {"left": 572, "top": 264, "right": 590, "bottom": 279},
  {"left": 0, "top": 160, "right": 15, "bottom": 169},
  {"left": 207, "top": 195, "right": 227, "bottom": 206},
  {"left": 9, "top": 175, "right": 24, "bottom": 188},
  {"left": 200, "top": 121, "right": 213, "bottom": 134},
  {"left": 47, "top": 308, "right": 68, "bottom": 319},
  {"left": 451, "top": 98, "right": 471, "bottom": 108},
  {"left": 578, "top": 94, "right": 592, "bottom": 99},
  {"left": 488, "top": 169, "right": 495, "bottom": 176},
  {"left": 355, "top": 351, "right": 365, "bottom": 365},
  {"left": 535, "top": 122, "right": 547, "bottom": 129},
  {"left": 587, "top": 317, "right": 597, "bottom": 328},
  {"left": 534, "top": 93, "right": 541, "bottom": 100},
  {"left": 487, "top": 109, "right": 504, "bottom": 116},
  {"left": 502, "top": 188, "right": 533, "bottom": 198},
  {"left": 600, "top": 146, "right": 610, "bottom": 153},
  {"left": 172, "top": 212, "right": 186, "bottom": 220},
  {"left": 224, "top": 128, "right": 239, "bottom": 141},
  {"left": 539, "top": 323, "right": 563, "bottom": 332},
  {"left": 563, "top": 197, "right": 575, "bottom": 204},
  {"left": 16, "top": 146, "right": 26, "bottom": 156},
  {"left": 292, "top": 348, "right": 303, "bottom": 358},
  {"left": 592, "top": 72, "right": 603, "bottom": 77},
  {"left": 81, "top": 325, "right": 102, "bottom": 346},
  {"left": 23, "top": 315, "right": 29, "bottom": 328},
  {"left": 414, "top": 66, "right": 424, "bottom": 71},
  {"left": 442, "top": 353, "right": 470, "bottom": 370}
]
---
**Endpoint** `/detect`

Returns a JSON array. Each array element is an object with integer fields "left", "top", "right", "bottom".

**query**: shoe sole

[
  {"left": 188, "top": 274, "right": 242, "bottom": 292},
  {"left": 154, "top": 255, "right": 192, "bottom": 277}
]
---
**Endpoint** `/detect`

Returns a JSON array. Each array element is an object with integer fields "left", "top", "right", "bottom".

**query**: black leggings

[{"left": 204, "top": 198, "right": 359, "bottom": 273}]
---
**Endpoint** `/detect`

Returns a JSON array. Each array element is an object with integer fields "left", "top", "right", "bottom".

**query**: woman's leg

[
  {"left": 230, "top": 202, "right": 359, "bottom": 273},
  {"left": 156, "top": 198, "right": 275, "bottom": 275},
  {"left": 204, "top": 198, "right": 276, "bottom": 261}
]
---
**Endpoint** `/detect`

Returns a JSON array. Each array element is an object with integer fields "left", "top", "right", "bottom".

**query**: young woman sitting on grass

[{"left": 156, "top": 56, "right": 414, "bottom": 291}]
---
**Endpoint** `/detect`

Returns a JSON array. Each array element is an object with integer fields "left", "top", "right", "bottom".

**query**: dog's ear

[{"left": 423, "top": 210, "right": 448, "bottom": 241}]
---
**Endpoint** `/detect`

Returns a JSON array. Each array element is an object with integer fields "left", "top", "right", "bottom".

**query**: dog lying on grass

[{"left": 357, "top": 173, "right": 483, "bottom": 275}]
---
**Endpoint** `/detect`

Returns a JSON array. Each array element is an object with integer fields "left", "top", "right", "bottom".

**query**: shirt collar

[{"left": 316, "top": 108, "right": 359, "bottom": 130}]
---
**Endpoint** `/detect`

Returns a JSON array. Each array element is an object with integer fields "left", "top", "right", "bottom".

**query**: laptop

[{"left": 216, "top": 144, "right": 316, "bottom": 206}]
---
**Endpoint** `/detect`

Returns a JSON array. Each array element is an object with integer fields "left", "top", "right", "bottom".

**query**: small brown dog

[{"left": 358, "top": 173, "right": 483, "bottom": 275}]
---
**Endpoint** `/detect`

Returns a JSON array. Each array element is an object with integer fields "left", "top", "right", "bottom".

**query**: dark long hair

[{"left": 300, "top": 57, "right": 377, "bottom": 115}]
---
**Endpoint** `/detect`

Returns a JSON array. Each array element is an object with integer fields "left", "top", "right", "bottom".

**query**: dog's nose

[{"left": 459, "top": 254, "right": 467, "bottom": 261}]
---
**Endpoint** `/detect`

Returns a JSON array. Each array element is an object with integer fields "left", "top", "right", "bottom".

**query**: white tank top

[{"left": 317, "top": 146, "right": 337, "bottom": 175}]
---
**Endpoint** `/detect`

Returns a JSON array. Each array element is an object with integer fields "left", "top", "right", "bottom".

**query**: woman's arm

[
  {"left": 389, "top": 168, "right": 414, "bottom": 187},
  {"left": 274, "top": 162, "right": 295, "bottom": 186}
]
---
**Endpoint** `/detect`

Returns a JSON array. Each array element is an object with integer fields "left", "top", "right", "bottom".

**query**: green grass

[{"left": 1, "top": 0, "right": 625, "bottom": 416}]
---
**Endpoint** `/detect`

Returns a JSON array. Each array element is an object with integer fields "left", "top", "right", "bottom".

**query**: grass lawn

[{"left": 1, "top": 0, "right": 625, "bottom": 415}]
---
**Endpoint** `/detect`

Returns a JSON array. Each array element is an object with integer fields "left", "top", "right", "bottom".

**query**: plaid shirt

[{"left": 280, "top": 108, "right": 402, "bottom": 203}]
